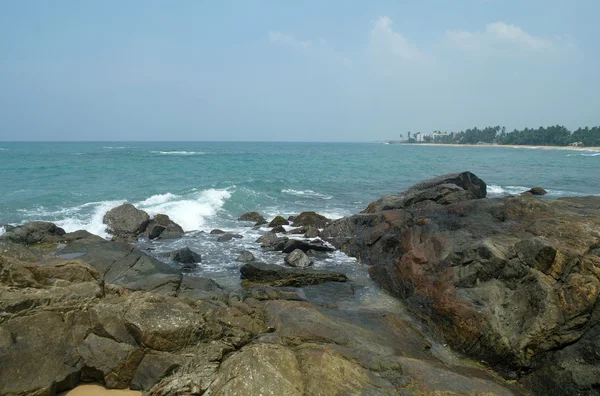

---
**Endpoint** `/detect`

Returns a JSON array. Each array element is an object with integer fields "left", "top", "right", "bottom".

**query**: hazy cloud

[
  {"left": 268, "top": 31, "right": 312, "bottom": 49},
  {"left": 445, "top": 22, "right": 557, "bottom": 54},
  {"left": 369, "top": 17, "right": 426, "bottom": 62}
]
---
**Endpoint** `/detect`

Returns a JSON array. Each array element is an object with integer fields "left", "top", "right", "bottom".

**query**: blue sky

[{"left": 0, "top": 0, "right": 598, "bottom": 141}]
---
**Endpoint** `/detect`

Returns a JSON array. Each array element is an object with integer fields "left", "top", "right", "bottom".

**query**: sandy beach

[
  {"left": 392, "top": 143, "right": 600, "bottom": 151},
  {"left": 59, "top": 384, "right": 141, "bottom": 396}
]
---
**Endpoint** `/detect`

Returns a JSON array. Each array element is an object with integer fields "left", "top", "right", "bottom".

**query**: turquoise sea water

[
  {"left": 1, "top": 142, "right": 599, "bottom": 234},
  {"left": 1, "top": 141, "right": 599, "bottom": 291}
]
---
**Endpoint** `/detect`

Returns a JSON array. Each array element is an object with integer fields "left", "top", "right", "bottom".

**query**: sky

[{"left": 0, "top": 0, "right": 598, "bottom": 141}]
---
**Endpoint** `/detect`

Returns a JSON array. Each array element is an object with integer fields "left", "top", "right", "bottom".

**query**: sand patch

[{"left": 58, "top": 384, "right": 141, "bottom": 396}]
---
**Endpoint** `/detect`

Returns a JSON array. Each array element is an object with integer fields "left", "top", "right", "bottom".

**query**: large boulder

[
  {"left": 292, "top": 212, "right": 330, "bottom": 229},
  {"left": 363, "top": 171, "right": 486, "bottom": 213},
  {"left": 146, "top": 214, "right": 184, "bottom": 240},
  {"left": 238, "top": 212, "right": 267, "bottom": 225},
  {"left": 204, "top": 344, "right": 304, "bottom": 395},
  {"left": 284, "top": 249, "right": 313, "bottom": 268},
  {"left": 0, "top": 221, "right": 66, "bottom": 245},
  {"left": 103, "top": 204, "right": 150, "bottom": 241},
  {"left": 240, "top": 262, "right": 348, "bottom": 288},
  {"left": 323, "top": 173, "right": 600, "bottom": 394}
]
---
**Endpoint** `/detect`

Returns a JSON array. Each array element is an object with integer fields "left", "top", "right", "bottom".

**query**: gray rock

[
  {"left": 103, "top": 203, "right": 150, "bottom": 241},
  {"left": 0, "top": 221, "right": 66, "bottom": 245},
  {"left": 146, "top": 214, "right": 184, "bottom": 240},
  {"left": 303, "top": 226, "right": 320, "bottom": 238},
  {"left": 172, "top": 247, "right": 202, "bottom": 264},
  {"left": 131, "top": 352, "right": 183, "bottom": 391},
  {"left": 177, "top": 276, "right": 225, "bottom": 300},
  {"left": 256, "top": 232, "right": 288, "bottom": 250},
  {"left": 271, "top": 225, "right": 287, "bottom": 234},
  {"left": 217, "top": 233, "right": 243, "bottom": 242},
  {"left": 282, "top": 239, "right": 335, "bottom": 254},
  {"left": 210, "top": 229, "right": 227, "bottom": 235},
  {"left": 236, "top": 251, "right": 256, "bottom": 262},
  {"left": 364, "top": 171, "right": 486, "bottom": 213},
  {"left": 284, "top": 249, "right": 313, "bottom": 268}
]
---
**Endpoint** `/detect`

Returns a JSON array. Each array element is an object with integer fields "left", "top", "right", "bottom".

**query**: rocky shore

[{"left": 1, "top": 172, "right": 599, "bottom": 395}]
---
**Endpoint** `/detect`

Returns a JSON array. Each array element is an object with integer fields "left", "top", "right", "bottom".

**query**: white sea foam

[
  {"left": 102, "top": 146, "right": 125, "bottom": 149},
  {"left": 150, "top": 151, "right": 206, "bottom": 156},
  {"left": 281, "top": 189, "right": 333, "bottom": 200},
  {"left": 54, "top": 200, "right": 125, "bottom": 238},
  {"left": 581, "top": 153, "right": 600, "bottom": 157},
  {"left": 135, "top": 189, "right": 232, "bottom": 231},
  {"left": 318, "top": 210, "right": 350, "bottom": 220},
  {"left": 138, "top": 193, "right": 179, "bottom": 206},
  {"left": 0, "top": 226, "right": 5, "bottom": 236},
  {"left": 14, "top": 188, "right": 232, "bottom": 238},
  {"left": 0, "top": 148, "right": 8, "bottom": 151},
  {"left": 487, "top": 184, "right": 531, "bottom": 196}
]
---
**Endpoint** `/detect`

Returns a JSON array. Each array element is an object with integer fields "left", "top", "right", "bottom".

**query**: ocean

[{"left": 1, "top": 141, "right": 599, "bottom": 291}]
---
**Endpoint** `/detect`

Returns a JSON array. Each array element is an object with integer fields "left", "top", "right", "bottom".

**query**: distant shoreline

[{"left": 390, "top": 143, "right": 600, "bottom": 151}]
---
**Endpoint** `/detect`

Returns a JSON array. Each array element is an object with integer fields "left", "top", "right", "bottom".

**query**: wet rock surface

[
  {"left": 240, "top": 261, "right": 349, "bottom": 288},
  {"left": 145, "top": 214, "right": 184, "bottom": 240},
  {"left": 323, "top": 171, "right": 600, "bottom": 394},
  {"left": 5, "top": 172, "right": 573, "bottom": 395}
]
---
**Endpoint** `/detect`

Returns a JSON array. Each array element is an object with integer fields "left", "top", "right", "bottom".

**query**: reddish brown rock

[{"left": 323, "top": 172, "right": 600, "bottom": 394}]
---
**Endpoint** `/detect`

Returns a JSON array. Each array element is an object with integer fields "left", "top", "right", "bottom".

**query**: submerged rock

[
  {"left": 284, "top": 249, "right": 313, "bottom": 268},
  {"left": 209, "top": 229, "right": 226, "bottom": 235},
  {"left": 217, "top": 233, "right": 243, "bottom": 242},
  {"left": 171, "top": 247, "right": 202, "bottom": 265},
  {"left": 236, "top": 251, "right": 256, "bottom": 263},
  {"left": 238, "top": 212, "right": 267, "bottom": 225},
  {"left": 240, "top": 261, "right": 347, "bottom": 288},
  {"left": 103, "top": 204, "right": 150, "bottom": 241},
  {"left": 268, "top": 216, "right": 289, "bottom": 227}
]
